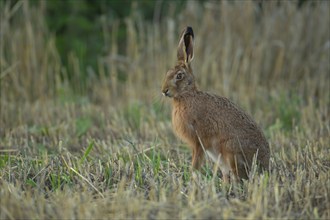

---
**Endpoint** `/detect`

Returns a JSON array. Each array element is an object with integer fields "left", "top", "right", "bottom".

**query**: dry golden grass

[{"left": 1, "top": 0, "right": 329, "bottom": 219}]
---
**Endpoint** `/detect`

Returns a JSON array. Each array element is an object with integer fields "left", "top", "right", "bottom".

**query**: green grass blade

[{"left": 80, "top": 141, "right": 94, "bottom": 164}]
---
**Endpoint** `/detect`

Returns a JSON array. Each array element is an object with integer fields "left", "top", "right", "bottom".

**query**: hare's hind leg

[
  {"left": 227, "top": 153, "right": 249, "bottom": 181},
  {"left": 206, "top": 149, "right": 235, "bottom": 183},
  {"left": 220, "top": 153, "right": 249, "bottom": 182}
]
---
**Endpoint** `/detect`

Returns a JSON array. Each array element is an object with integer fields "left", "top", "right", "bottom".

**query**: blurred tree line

[
  {"left": 3, "top": 0, "right": 315, "bottom": 78},
  {"left": 33, "top": 0, "right": 190, "bottom": 74}
]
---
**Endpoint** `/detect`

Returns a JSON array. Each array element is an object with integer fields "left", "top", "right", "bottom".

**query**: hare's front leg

[{"left": 192, "top": 144, "right": 204, "bottom": 170}]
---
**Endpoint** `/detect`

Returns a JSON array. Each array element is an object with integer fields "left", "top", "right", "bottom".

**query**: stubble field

[{"left": 1, "top": 1, "right": 329, "bottom": 219}]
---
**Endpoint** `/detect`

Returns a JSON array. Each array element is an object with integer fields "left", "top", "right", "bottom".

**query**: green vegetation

[{"left": 1, "top": 0, "right": 329, "bottom": 219}]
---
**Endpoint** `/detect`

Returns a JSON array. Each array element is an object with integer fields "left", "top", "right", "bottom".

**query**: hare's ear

[{"left": 177, "top": 26, "right": 194, "bottom": 64}]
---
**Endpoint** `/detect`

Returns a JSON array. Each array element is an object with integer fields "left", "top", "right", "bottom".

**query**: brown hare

[{"left": 161, "top": 27, "right": 270, "bottom": 182}]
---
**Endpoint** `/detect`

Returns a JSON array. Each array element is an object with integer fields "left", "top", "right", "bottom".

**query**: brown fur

[{"left": 162, "top": 27, "right": 270, "bottom": 182}]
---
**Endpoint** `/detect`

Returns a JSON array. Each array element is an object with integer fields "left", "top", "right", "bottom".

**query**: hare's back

[
  {"left": 195, "top": 92, "right": 269, "bottom": 166},
  {"left": 193, "top": 92, "right": 268, "bottom": 144},
  {"left": 195, "top": 92, "right": 258, "bottom": 129}
]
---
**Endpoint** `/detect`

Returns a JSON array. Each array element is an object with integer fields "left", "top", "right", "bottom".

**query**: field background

[{"left": 1, "top": 0, "right": 329, "bottom": 219}]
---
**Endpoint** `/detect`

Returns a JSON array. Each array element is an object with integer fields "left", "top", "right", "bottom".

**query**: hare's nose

[{"left": 162, "top": 89, "right": 169, "bottom": 97}]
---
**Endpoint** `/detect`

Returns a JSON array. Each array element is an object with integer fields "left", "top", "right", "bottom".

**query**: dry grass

[{"left": 1, "top": 0, "right": 329, "bottom": 219}]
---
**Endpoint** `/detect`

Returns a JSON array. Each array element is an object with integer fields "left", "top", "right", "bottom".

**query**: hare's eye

[{"left": 176, "top": 72, "right": 183, "bottom": 80}]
